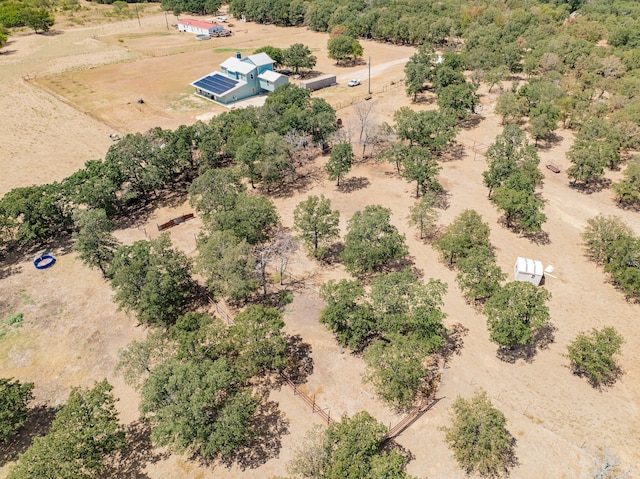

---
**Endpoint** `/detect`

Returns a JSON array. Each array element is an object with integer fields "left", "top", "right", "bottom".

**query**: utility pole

[
  {"left": 135, "top": 4, "right": 141, "bottom": 27},
  {"left": 164, "top": 10, "right": 169, "bottom": 29},
  {"left": 368, "top": 56, "right": 371, "bottom": 95}
]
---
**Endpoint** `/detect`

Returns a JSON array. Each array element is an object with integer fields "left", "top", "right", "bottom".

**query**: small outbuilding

[
  {"left": 514, "top": 257, "right": 544, "bottom": 286},
  {"left": 177, "top": 19, "right": 224, "bottom": 36},
  {"left": 300, "top": 74, "right": 337, "bottom": 91}
]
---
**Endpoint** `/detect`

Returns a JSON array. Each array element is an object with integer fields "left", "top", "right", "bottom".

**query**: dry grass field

[{"left": 1, "top": 4, "right": 640, "bottom": 478}]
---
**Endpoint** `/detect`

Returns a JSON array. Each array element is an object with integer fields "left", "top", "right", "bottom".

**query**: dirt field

[{"left": 1, "top": 5, "right": 640, "bottom": 478}]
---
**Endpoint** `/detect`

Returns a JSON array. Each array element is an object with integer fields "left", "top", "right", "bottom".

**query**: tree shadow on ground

[
  {"left": 439, "top": 143, "right": 466, "bottom": 162},
  {"left": 458, "top": 114, "right": 483, "bottom": 130},
  {"left": 320, "top": 242, "right": 345, "bottom": 265},
  {"left": 0, "top": 234, "right": 75, "bottom": 280},
  {"left": 379, "top": 256, "right": 416, "bottom": 275},
  {"left": 101, "top": 421, "right": 170, "bottom": 479},
  {"left": 283, "top": 334, "right": 314, "bottom": 384},
  {"left": 496, "top": 217, "right": 551, "bottom": 245},
  {"left": 114, "top": 181, "right": 191, "bottom": 230},
  {"left": 535, "top": 132, "right": 564, "bottom": 150},
  {"left": 440, "top": 323, "right": 469, "bottom": 365},
  {"left": 0, "top": 404, "right": 57, "bottom": 467},
  {"left": 613, "top": 199, "right": 640, "bottom": 212},
  {"left": 380, "top": 438, "right": 415, "bottom": 462},
  {"left": 496, "top": 324, "right": 557, "bottom": 364},
  {"left": 569, "top": 178, "right": 612, "bottom": 195},
  {"left": 260, "top": 167, "right": 323, "bottom": 199},
  {"left": 218, "top": 400, "right": 290, "bottom": 470},
  {"left": 337, "top": 176, "right": 370, "bottom": 193},
  {"left": 569, "top": 363, "right": 625, "bottom": 390},
  {"left": 522, "top": 229, "right": 551, "bottom": 245},
  {"left": 409, "top": 95, "right": 436, "bottom": 105}
]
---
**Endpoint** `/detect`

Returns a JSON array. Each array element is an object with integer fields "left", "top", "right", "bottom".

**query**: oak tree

[
  {"left": 0, "top": 378, "right": 34, "bottom": 443},
  {"left": 443, "top": 391, "right": 515, "bottom": 478},
  {"left": 484, "top": 281, "right": 551, "bottom": 348},
  {"left": 566, "top": 327, "right": 624, "bottom": 387},
  {"left": 341, "top": 205, "right": 408, "bottom": 276},
  {"left": 293, "top": 195, "right": 340, "bottom": 259},
  {"left": 8, "top": 380, "right": 125, "bottom": 479}
]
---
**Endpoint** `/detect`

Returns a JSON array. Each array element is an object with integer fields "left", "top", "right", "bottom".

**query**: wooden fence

[
  {"left": 384, "top": 394, "right": 441, "bottom": 440},
  {"left": 210, "top": 298, "right": 440, "bottom": 439},
  {"left": 157, "top": 213, "right": 195, "bottom": 231},
  {"left": 280, "top": 374, "right": 334, "bottom": 425}
]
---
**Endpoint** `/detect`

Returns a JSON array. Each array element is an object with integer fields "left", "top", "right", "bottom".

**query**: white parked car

[
  {"left": 347, "top": 79, "right": 361, "bottom": 87},
  {"left": 216, "top": 16, "right": 227, "bottom": 22}
]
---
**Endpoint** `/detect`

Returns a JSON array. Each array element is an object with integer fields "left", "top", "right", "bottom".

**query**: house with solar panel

[{"left": 190, "top": 52, "right": 288, "bottom": 105}]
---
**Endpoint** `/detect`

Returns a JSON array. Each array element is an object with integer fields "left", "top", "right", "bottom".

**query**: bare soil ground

[{"left": 1, "top": 6, "right": 640, "bottom": 478}]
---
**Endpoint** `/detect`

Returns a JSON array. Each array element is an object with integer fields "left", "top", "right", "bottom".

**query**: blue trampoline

[{"left": 33, "top": 253, "right": 55, "bottom": 270}]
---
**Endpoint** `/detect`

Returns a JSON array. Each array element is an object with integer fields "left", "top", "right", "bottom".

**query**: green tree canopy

[
  {"left": 325, "top": 141, "right": 354, "bottom": 186},
  {"left": 140, "top": 357, "right": 258, "bottom": 460},
  {"left": 403, "top": 45, "right": 434, "bottom": 101},
  {"left": 407, "top": 191, "right": 441, "bottom": 240},
  {"left": 566, "top": 327, "right": 624, "bottom": 387},
  {"left": 254, "top": 45, "right": 284, "bottom": 68},
  {"left": 435, "top": 209, "right": 491, "bottom": 266},
  {"left": 23, "top": 7, "right": 53, "bottom": 33},
  {"left": 72, "top": 208, "right": 120, "bottom": 277},
  {"left": 0, "top": 378, "right": 34, "bottom": 443},
  {"left": 393, "top": 107, "right": 458, "bottom": 153},
  {"left": 483, "top": 124, "right": 542, "bottom": 199},
  {"left": 283, "top": 43, "right": 317, "bottom": 75},
  {"left": 110, "top": 234, "right": 193, "bottom": 328},
  {"left": 612, "top": 159, "right": 640, "bottom": 207},
  {"left": 8, "top": 380, "right": 125, "bottom": 479},
  {"left": 189, "top": 167, "right": 245, "bottom": 220},
  {"left": 491, "top": 172, "right": 547, "bottom": 233},
  {"left": 0, "top": 26, "right": 8, "bottom": 49},
  {"left": 327, "top": 34, "right": 363, "bottom": 65},
  {"left": 161, "top": 0, "right": 221, "bottom": 15},
  {"left": 456, "top": 250, "right": 506, "bottom": 303},
  {"left": 437, "top": 82, "right": 478, "bottom": 120},
  {"left": 443, "top": 391, "right": 515, "bottom": 478},
  {"left": 364, "top": 334, "right": 438, "bottom": 411},
  {"left": 320, "top": 279, "right": 374, "bottom": 350},
  {"left": 369, "top": 268, "right": 447, "bottom": 343},
  {"left": 287, "top": 412, "right": 415, "bottom": 479},
  {"left": 62, "top": 159, "right": 121, "bottom": 216},
  {"left": 602, "top": 235, "right": 640, "bottom": 299},
  {"left": 293, "top": 194, "right": 340, "bottom": 258},
  {"left": 399, "top": 145, "right": 442, "bottom": 198},
  {"left": 0, "top": 183, "right": 71, "bottom": 245},
  {"left": 116, "top": 330, "right": 176, "bottom": 390},
  {"left": 228, "top": 305, "right": 289, "bottom": 378},
  {"left": 341, "top": 205, "right": 409, "bottom": 276},
  {"left": 190, "top": 168, "right": 279, "bottom": 244},
  {"left": 581, "top": 214, "right": 634, "bottom": 265},
  {"left": 484, "top": 281, "right": 551, "bottom": 348},
  {"left": 196, "top": 230, "right": 259, "bottom": 303}
]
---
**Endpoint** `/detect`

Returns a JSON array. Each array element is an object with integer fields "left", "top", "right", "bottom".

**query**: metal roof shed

[{"left": 514, "top": 257, "right": 544, "bottom": 286}]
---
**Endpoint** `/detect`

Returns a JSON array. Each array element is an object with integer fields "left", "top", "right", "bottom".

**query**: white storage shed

[{"left": 514, "top": 257, "right": 544, "bottom": 286}]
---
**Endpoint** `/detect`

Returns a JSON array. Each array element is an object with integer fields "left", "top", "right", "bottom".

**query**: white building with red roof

[{"left": 177, "top": 19, "right": 223, "bottom": 36}]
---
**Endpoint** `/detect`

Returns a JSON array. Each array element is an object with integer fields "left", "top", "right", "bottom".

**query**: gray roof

[
  {"left": 220, "top": 57, "right": 256, "bottom": 75},
  {"left": 258, "top": 70, "right": 285, "bottom": 82},
  {"left": 247, "top": 52, "right": 274, "bottom": 67}
]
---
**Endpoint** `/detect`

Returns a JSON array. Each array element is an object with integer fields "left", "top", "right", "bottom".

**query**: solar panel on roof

[{"left": 193, "top": 73, "right": 239, "bottom": 95}]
